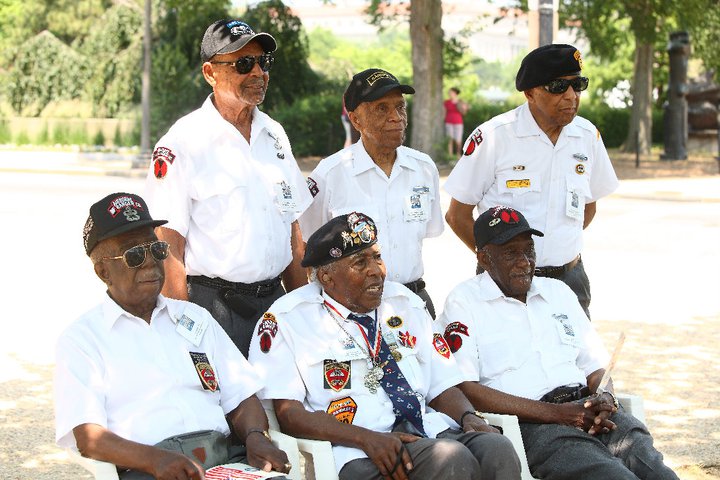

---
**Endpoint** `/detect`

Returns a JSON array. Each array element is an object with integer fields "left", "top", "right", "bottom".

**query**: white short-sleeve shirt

[
  {"left": 444, "top": 103, "right": 619, "bottom": 267},
  {"left": 248, "top": 282, "right": 463, "bottom": 472},
  {"left": 55, "top": 294, "right": 262, "bottom": 449},
  {"left": 144, "top": 96, "right": 312, "bottom": 283},
  {"left": 436, "top": 273, "right": 609, "bottom": 401},
  {"left": 299, "top": 141, "right": 444, "bottom": 284}
]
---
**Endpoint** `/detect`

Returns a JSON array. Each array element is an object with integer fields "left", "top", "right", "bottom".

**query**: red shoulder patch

[
  {"left": 152, "top": 146, "right": 175, "bottom": 179},
  {"left": 257, "top": 312, "right": 278, "bottom": 353},
  {"left": 443, "top": 322, "right": 469, "bottom": 353},
  {"left": 307, "top": 177, "right": 319, "bottom": 197},
  {"left": 432, "top": 333, "right": 451, "bottom": 359},
  {"left": 463, "top": 128, "right": 483, "bottom": 156}
]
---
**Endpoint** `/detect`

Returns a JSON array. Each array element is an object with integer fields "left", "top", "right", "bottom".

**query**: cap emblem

[
  {"left": 107, "top": 195, "right": 143, "bottom": 217},
  {"left": 123, "top": 208, "right": 140, "bottom": 222},
  {"left": 366, "top": 71, "right": 395, "bottom": 86},
  {"left": 226, "top": 20, "right": 253, "bottom": 37},
  {"left": 574, "top": 49, "right": 584, "bottom": 69}
]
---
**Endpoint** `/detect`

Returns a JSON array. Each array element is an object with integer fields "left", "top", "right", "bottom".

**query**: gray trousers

[
  {"left": 554, "top": 257, "right": 592, "bottom": 319},
  {"left": 188, "top": 281, "right": 285, "bottom": 358},
  {"left": 520, "top": 411, "right": 679, "bottom": 480},
  {"left": 339, "top": 429, "right": 521, "bottom": 480}
]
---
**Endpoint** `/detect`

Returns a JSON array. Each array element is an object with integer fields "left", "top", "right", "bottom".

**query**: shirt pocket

[
  {"left": 476, "top": 333, "right": 522, "bottom": 381},
  {"left": 192, "top": 172, "right": 248, "bottom": 233},
  {"left": 304, "top": 346, "right": 364, "bottom": 395},
  {"left": 496, "top": 173, "right": 541, "bottom": 212}
]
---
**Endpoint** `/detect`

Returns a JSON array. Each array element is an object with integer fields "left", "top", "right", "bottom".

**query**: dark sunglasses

[
  {"left": 210, "top": 54, "right": 274, "bottom": 74},
  {"left": 102, "top": 241, "right": 169, "bottom": 268},
  {"left": 542, "top": 76, "right": 589, "bottom": 94}
]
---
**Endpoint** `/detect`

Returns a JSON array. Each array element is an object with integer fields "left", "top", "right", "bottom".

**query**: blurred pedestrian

[{"left": 444, "top": 87, "right": 468, "bottom": 156}]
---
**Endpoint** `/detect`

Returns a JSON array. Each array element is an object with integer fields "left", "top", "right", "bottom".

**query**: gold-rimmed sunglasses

[{"left": 101, "top": 241, "right": 169, "bottom": 268}]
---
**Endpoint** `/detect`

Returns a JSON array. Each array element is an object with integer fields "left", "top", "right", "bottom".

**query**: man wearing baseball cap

[
  {"left": 55, "top": 192, "right": 291, "bottom": 478},
  {"left": 437, "top": 206, "right": 678, "bottom": 480},
  {"left": 250, "top": 212, "right": 521, "bottom": 480},
  {"left": 444, "top": 44, "right": 619, "bottom": 317},
  {"left": 144, "top": 19, "right": 312, "bottom": 358},
  {"left": 300, "top": 68, "right": 444, "bottom": 318}
]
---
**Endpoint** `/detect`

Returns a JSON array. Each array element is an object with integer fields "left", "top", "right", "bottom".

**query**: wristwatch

[{"left": 460, "top": 410, "right": 488, "bottom": 425}]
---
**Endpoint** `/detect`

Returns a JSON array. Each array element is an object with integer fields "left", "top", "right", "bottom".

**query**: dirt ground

[{"left": 2, "top": 151, "right": 718, "bottom": 479}]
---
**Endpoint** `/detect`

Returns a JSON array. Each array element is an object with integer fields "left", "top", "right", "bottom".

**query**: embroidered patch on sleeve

[
  {"left": 257, "top": 312, "right": 278, "bottom": 353},
  {"left": 326, "top": 396, "right": 357, "bottom": 424},
  {"left": 432, "top": 333, "right": 451, "bottom": 359},
  {"left": 323, "top": 360, "right": 351, "bottom": 391},
  {"left": 152, "top": 146, "right": 175, "bottom": 179},
  {"left": 398, "top": 331, "right": 417, "bottom": 349},
  {"left": 463, "top": 128, "right": 483, "bottom": 156},
  {"left": 306, "top": 177, "right": 319, "bottom": 197},
  {"left": 189, "top": 352, "right": 219, "bottom": 391},
  {"left": 443, "top": 322, "right": 469, "bottom": 353}
]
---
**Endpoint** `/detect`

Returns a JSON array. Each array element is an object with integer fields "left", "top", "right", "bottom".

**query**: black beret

[
  {"left": 515, "top": 44, "right": 584, "bottom": 91},
  {"left": 344, "top": 68, "right": 415, "bottom": 112},
  {"left": 83, "top": 192, "right": 167, "bottom": 255},
  {"left": 302, "top": 212, "right": 378, "bottom": 267},
  {"left": 474, "top": 206, "right": 544, "bottom": 250}
]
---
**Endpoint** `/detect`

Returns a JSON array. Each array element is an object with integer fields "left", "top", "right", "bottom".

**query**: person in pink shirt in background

[{"left": 444, "top": 87, "right": 468, "bottom": 156}]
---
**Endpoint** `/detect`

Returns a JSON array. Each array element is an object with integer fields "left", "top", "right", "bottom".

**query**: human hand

[
  {"left": 584, "top": 394, "right": 618, "bottom": 435},
  {"left": 150, "top": 450, "right": 205, "bottom": 480},
  {"left": 245, "top": 432, "right": 292, "bottom": 474},
  {"left": 462, "top": 415, "right": 500, "bottom": 434},
  {"left": 360, "top": 431, "right": 420, "bottom": 480}
]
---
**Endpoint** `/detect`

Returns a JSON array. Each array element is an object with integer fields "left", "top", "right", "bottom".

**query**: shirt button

[{"left": 394, "top": 274, "right": 399, "bottom": 279}]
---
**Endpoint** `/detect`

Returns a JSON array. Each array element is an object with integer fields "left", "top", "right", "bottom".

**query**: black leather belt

[
  {"left": 403, "top": 278, "right": 426, "bottom": 294},
  {"left": 535, "top": 255, "right": 581, "bottom": 279},
  {"left": 540, "top": 385, "right": 591, "bottom": 404},
  {"left": 187, "top": 275, "right": 282, "bottom": 297}
]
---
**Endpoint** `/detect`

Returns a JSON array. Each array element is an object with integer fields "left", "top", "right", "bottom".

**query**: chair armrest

[
  {"left": 617, "top": 393, "right": 646, "bottom": 424},
  {"left": 484, "top": 413, "right": 535, "bottom": 480},
  {"left": 268, "top": 429, "right": 302, "bottom": 480},
  {"left": 66, "top": 448, "right": 120, "bottom": 480},
  {"left": 294, "top": 437, "right": 339, "bottom": 480}
]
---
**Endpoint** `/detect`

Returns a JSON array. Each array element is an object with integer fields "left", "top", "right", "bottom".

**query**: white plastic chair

[
  {"left": 265, "top": 394, "right": 645, "bottom": 480},
  {"left": 67, "top": 428, "right": 303, "bottom": 480}
]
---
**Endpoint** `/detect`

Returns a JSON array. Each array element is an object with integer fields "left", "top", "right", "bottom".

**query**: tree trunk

[
  {"left": 409, "top": 0, "right": 444, "bottom": 160},
  {"left": 623, "top": 41, "right": 654, "bottom": 154}
]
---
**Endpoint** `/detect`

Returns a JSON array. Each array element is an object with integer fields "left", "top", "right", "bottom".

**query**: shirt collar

[
  {"left": 201, "top": 94, "right": 268, "bottom": 143},
  {"left": 350, "top": 140, "right": 418, "bottom": 176},
  {"left": 321, "top": 290, "right": 374, "bottom": 321},
  {"left": 475, "top": 271, "right": 544, "bottom": 303},
  {"left": 515, "top": 102, "right": 582, "bottom": 140},
  {"left": 100, "top": 293, "right": 170, "bottom": 330}
]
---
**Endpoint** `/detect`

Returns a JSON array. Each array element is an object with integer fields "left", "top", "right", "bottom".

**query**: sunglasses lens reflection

[
  {"left": 124, "top": 246, "right": 147, "bottom": 268},
  {"left": 150, "top": 241, "right": 170, "bottom": 261},
  {"left": 234, "top": 55, "right": 274, "bottom": 74}
]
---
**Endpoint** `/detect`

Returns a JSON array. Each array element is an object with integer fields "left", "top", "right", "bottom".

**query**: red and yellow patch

[
  {"left": 327, "top": 396, "right": 357, "bottom": 424},
  {"left": 443, "top": 322, "right": 469, "bottom": 353},
  {"left": 189, "top": 352, "right": 218, "bottom": 392},
  {"left": 323, "top": 360, "right": 351, "bottom": 392},
  {"left": 398, "top": 331, "right": 417, "bottom": 349},
  {"left": 257, "top": 312, "right": 278, "bottom": 353},
  {"left": 432, "top": 333, "right": 451, "bottom": 359}
]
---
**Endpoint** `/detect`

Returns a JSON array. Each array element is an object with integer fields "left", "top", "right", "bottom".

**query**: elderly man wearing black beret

[
  {"left": 249, "top": 212, "right": 521, "bottom": 480},
  {"left": 55, "top": 192, "right": 291, "bottom": 479},
  {"left": 444, "top": 44, "right": 619, "bottom": 318}
]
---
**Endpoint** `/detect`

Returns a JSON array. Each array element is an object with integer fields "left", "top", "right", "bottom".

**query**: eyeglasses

[
  {"left": 102, "top": 241, "right": 169, "bottom": 268},
  {"left": 542, "top": 76, "right": 589, "bottom": 94},
  {"left": 210, "top": 54, "right": 274, "bottom": 74}
]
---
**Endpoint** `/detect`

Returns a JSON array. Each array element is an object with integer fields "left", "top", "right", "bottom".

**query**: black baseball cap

[
  {"left": 302, "top": 212, "right": 378, "bottom": 267},
  {"left": 83, "top": 192, "right": 167, "bottom": 255},
  {"left": 474, "top": 206, "right": 544, "bottom": 250},
  {"left": 200, "top": 19, "right": 277, "bottom": 63},
  {"left": 515, "top": 44, "right": 583, "bottom": 91},
  {"left": 343, "top": 68, "right": 415, "bottom": 112}
]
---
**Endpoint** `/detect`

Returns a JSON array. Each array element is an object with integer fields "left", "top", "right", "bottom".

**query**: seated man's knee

[{"left": 423, "top": 439, "right": 481, "bottom": 478}]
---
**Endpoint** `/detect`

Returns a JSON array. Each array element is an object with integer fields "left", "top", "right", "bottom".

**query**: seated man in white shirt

[
  {"left": 249, "top": 212, "right": 521, "bottom": 480},
  {"left": 437, "top": 205, "right": 679, "bottom": 480},
  {"left": 54, "top": 192, "right": 290, "bottom": 480}
]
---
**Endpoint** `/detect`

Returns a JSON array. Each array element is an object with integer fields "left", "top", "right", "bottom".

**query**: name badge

[
  {"left": 506, "top": 179, "right": 531, "bottom": 189},
  {"left": 176, "top": 313, "right": 209, "bottom": 347},
  {"left": 403, "top": 192, "right": 429, "bottom": 222},
  {"left": 565, "top": 188, "right": 584, "bottom": 221},
  {"left": 275, "top": 181, "right": 300, "bottom": 213}
]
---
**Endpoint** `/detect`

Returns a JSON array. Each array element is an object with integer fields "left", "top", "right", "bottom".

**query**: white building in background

[{"left": 242, "top": 0, "right": 579, "bottom": 63}]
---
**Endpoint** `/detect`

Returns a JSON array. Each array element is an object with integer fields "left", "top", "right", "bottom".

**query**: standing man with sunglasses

[
  {"left": 144, "top": 20, "right": 312, "bottom": 357},
  {"left": 55, "top": 192, "right": 291, "bottom": 479},
  {"left": 444, "top": 44, "right": 618, "bottom": 317}
]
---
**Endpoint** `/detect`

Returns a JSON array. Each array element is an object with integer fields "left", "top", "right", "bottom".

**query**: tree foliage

[{"left": 242, "top": 0, "right": 319, "bottom": 113}]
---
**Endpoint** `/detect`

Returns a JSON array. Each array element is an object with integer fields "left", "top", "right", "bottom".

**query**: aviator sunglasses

[
  {"left": 543, "top": 76, "right": 589, "bottom": 94},
  {"left": 102, "top": 241, "right": 170, "bottom": 268},
  {"left": 210, "top": 54, "right": 274, "bottom": 74}
]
